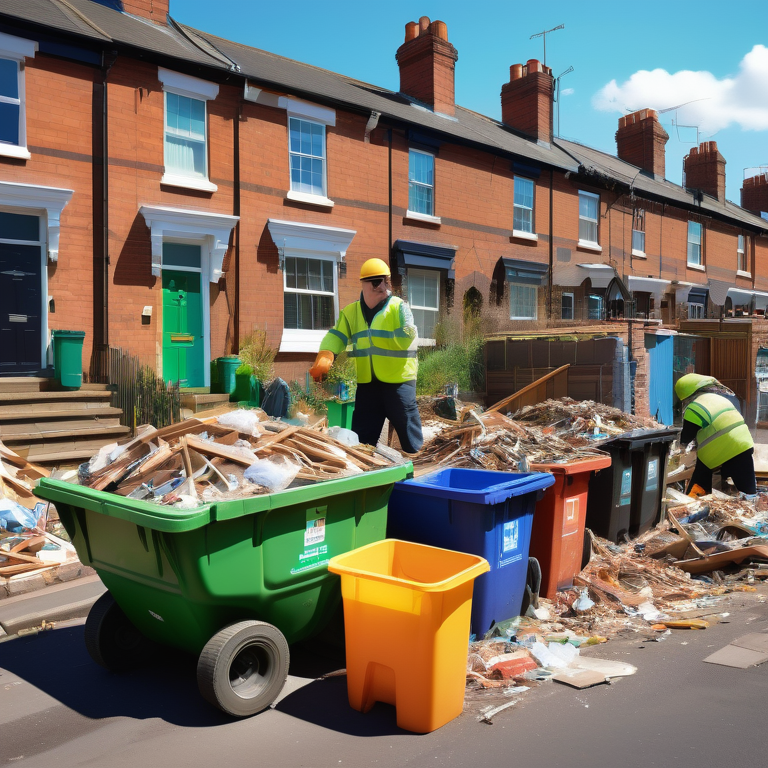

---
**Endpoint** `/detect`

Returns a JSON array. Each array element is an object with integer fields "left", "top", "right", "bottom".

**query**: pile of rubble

[
  {"left": 78, "top": 409, "right": 404, "bottom": 505},
  {"left": 0, "top": 441, "right": 77, "bottom": 579}
]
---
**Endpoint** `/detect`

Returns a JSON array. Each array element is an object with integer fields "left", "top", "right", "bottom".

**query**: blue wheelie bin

[{"left": 387, "top": 468, "right": 555, "bottom": 637}]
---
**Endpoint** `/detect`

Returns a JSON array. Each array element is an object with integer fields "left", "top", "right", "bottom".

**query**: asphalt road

[{"left": 1, "top": 589, "right": 767, "bottom": 768}]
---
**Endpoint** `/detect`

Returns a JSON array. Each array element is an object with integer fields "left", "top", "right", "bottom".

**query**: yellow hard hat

[
  {"left": 360, "top": 258, "right": 391, "bottom": 280},
  {"left": 675, "top": 373, "right": 716, "bottom": 401}
]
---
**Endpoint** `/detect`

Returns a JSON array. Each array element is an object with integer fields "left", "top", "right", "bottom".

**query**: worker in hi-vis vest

[
  {"left": 675, "top": 373, "right": 756, "bottom": 497},
  {"left": 309, "top": 258, "right": 423, "bottom": 454}
]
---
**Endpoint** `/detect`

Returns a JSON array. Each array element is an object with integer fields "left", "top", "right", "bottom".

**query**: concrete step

[
  {"left": 0, "top": 390, "right": 112, "bottom": 403},
  {"left": 0, "top": 377, "right": 52, "bottom": 393},
  {"left": 180, "top": 392, "right": 231, "bottom": 413},
  {"left": 14, "top": 432, "right": 129, "bottom": 463},
  {"left": 0, "top": 405, "right": 124, "bottom": 421},
  {"left": 0, "top": 420, "right": 129, "bottom": 443},
  {"left": 0, "top": 574, "right": 106, "bottom": 637}
]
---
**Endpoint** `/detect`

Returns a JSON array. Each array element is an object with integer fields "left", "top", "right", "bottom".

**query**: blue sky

[{"left": 176, "top": 0, "right": 768, "bottom": 204}]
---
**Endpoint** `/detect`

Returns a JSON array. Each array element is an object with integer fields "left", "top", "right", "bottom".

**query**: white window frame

[
  {"left": 687, "top": 220, "right": 703, "bottom": 267},
  {"left": 578, "top": 190, "right": 601, "bottom": 250},
  {"left": 287, "top": 116, "right": 331, "bottom": 206},
  {"left": 509, "top": 281, "right": 538, "bottom": 321},
  {"left": 688, "top": 302, "right": 705, "bottom": 319},
  {"left": 282, "top": 253, "right": 338, "bottom": 340},
  {"left": 407, "top": 149, "right": 440, "bottom": 223},
  {"left": 407, "top": 268, "right": 440, "bottom": 344},
  {"left": 280, "top": 98, "right": 336, "bottom": 208},
  {"left": 632, "top": 208, "right": 646, "bottom": 257},
  {"left": 737, "top": 234, "right": 750, "bottom": 276},
  {"left": 513, "top": 176, "right": 536, "bottom": 239},
  {"left": 561, "top": 292, "right": 574, "bottom": 321},
  {"left": 0, "top": 32, "right": 38, "bottom": 160},
  {"left": 158, "top": 68, "right": 218, "bottom": 193},
  {"left": 267, "top": 219, "right": 356, "bottom": 352}
]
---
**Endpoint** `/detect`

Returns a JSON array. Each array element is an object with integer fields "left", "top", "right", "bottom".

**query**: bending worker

[
  {"left": 309, "top": 258, "right": 423, "bottom": 453},
  {"left": 675, "top": 373, "right": 756, "bottom": 497}
]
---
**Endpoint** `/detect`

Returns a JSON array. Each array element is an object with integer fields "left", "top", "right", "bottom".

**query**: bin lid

[
  {"left": 600, "top": 427, "right": 680, "bottom": 449},
  {"left": 52, "top": 330, "right": 86, "bottom": 338},
  {"left": 531, "top": 453, "right": 612, "bottom": 474},
  {"left": 394, "top": 467, "right": 555, "bottom": 505}
]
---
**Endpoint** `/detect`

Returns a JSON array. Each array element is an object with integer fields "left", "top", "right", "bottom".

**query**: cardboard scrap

[
  {"left": 730, "top": 633, "right": 768, "bottom": 653},
  {"left": 703, "top": 645, "right": 768, "bottom": 669},
  {"left": 552, "top": 669, "right": 608, "bottom": 689}
]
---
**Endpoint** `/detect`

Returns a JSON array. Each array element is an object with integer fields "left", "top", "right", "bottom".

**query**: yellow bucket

[{"left": 328, "top": 539, "right": 489, "bottom": 733}]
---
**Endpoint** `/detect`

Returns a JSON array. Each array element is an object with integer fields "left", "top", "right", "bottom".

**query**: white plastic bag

[
  {"left": 244, "top": 455, "right": 300, "bottom": 492},
  {"left": 327, "top": 427, "right": 359, "bottom": 447},
  {"left": 217, "top": 409, "right": 261, "bottom": 436}
]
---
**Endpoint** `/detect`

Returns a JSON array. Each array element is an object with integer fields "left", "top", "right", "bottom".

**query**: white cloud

[
  {"left": 592, "top": 45, "right": 768, "bottom": 134},
  {"left": 560, "top": 87, "right": 574, "bottom": 97}
]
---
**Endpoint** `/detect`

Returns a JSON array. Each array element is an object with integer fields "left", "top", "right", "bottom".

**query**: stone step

[
  {"left": 0, "top": 404, "right": 123, "bottom": 421},
  {"left": 0, "top": 390, "right": 112, "bottom": 403},
  {"left": 0, "top": 420, "right": 129, "bottom": 443},
  {"left": 180, "top": 392, "right": 232, "bottom": 413}
]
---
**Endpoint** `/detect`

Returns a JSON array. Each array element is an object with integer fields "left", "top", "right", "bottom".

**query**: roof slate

[{"left": 556, "top": 138, "right": 768, "bottom": 231}]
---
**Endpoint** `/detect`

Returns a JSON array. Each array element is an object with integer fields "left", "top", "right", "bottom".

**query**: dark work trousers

[
  {"left": 686, "top": 447, "right": 757, "bottom": 495},
  {"left": 352, "top": 379, "right": 423, "bottom": 454}
]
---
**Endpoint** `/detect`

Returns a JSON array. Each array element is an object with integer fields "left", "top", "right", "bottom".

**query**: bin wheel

[
  {"left": 521, "top": 557, "right": 542, "bottom": 616},
  {"left": 197, "top": 620, "right": 290, "bottom": 718},
  {"left": 84, "top": 591, "right": 153, "bottom": 672}
]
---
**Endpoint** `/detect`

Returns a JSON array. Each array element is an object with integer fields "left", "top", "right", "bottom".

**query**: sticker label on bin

[
  {"left": 619, "top": 468, "right": 632, "bottom": 506},
  {"left": 646, "top": 458, "right": 659, "bottom": 493},
  {"left": 562, "top": 497, "right": 579, "bottom": 537},
  {"left": 291, "top": 507, "right": 329, "bottom": 575},
  {"left": 499, "top": 519, "right": 523, "bottom": 567}
]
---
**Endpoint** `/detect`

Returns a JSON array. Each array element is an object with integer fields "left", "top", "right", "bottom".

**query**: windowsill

[
  {"left": 687, "top": 263, "right": 706, "bottom": 272},
  {"left": 405, "top": 210, "right": 441, "bottom": 225},
  {"left": 417, "top": 338, "right": 436, "bottom": 347},
  {"left": 631, "top": 249, "right": 646, "bottom": 258},
  {"left": 0, "top": 144, "right": 31, "bottom": 160},
  {"left": 286, "top": 190, "right": 335, "bottom": 208},
  {"left": 512, "top": 230, "right": 538, "bottom": 242},
  {"left": 509, "top": 317, "right": 537, "bottom": 321},
  {"left": 161, "top": 173, "right": 217, "bottom": 193},
  {"left": 736, "top": 270, "right": 752, "bottom": 278},
  {"left": 279, "top": 328, "right": 328, "bottom": 353},
  {"left": 577, "top": 240, "right": 602, "bottom": 253}
]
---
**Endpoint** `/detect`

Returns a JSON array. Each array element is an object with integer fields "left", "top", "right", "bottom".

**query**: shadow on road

[{"left": 276, "top": 675, "right": 413, "bottom": 737}]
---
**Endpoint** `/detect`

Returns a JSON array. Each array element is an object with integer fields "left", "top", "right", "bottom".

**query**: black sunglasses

[{"left": 364, "top": 278, "right": 385, "bottom": 288}]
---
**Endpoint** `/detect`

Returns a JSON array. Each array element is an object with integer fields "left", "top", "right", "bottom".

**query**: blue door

[{"left": 647, "top": 333, "right": 673, "bottom": 425}]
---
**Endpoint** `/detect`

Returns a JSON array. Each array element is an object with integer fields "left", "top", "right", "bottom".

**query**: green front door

[{"left": 162, "top": 267, "right": 204, "bottom": 388}]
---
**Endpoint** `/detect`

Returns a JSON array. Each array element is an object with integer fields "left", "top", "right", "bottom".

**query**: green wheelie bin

[{"left": 36, "top": 463, "right": 411, "bottom": 717}]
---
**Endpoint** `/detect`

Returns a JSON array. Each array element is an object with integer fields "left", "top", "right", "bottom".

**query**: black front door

[{"left": 0, "top": 242, "right": 42, "bottom": 374}]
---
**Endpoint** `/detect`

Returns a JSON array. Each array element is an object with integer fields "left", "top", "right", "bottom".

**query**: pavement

[{"left": 0, "top": 574, "right": 105, "bottom": 638}]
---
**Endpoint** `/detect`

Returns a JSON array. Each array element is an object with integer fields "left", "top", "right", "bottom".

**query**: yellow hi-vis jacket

[
  {"left": 319, "top": 295, "right": 418, "bottom": 384},
  {"left": 683, "top": 392, "right": 753, "bottom": 469}
]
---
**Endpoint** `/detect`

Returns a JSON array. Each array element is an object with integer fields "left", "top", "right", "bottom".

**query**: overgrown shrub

[{"left": 238, "top": 329, "right": 276, "bottom": 383}]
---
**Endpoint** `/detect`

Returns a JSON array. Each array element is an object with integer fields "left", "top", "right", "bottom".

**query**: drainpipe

[
  {"left": 101, "top": 51, "right": 117, "bottom": 352},
  {"left": 548, "top": 168, "right": 554, "bottom": 325},
  {"left": 388, "top": 127, "right": 394, "bottom": 280},
  {"left": 233, "top": 103, "right": 241, "bottom": 353}
]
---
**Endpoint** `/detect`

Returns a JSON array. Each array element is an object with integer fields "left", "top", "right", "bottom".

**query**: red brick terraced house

[{"left": 1, "top": 1, "right": 767, "bottom": 427}]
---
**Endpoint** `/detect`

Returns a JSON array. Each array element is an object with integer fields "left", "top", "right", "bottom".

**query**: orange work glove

[{"left": 309, "top": 350, "right": 334, "bottom": 381}]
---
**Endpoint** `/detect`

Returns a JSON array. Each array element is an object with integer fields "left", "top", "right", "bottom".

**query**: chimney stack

[
  {"left": 113, "top": 1, "right": 169, "bottom": 24},
  {"left": 684, "top": 141, "right": 726, "bottom": 202},
  {"left": 396, "top": 16, "right": 458, "bottom": 116},
  {"left": 741, "top": 172, "right": 768, "bottom": 215},
  {"left": 615, "top": 109, "right": 669, "bottom": 178},
  {"left": 500, "top": 60, "right": 554, "bottom": 144}
]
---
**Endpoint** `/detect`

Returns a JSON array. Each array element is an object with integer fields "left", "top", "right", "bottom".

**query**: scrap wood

[
  {"left": 0, "top": 440, "right": 49, "bottom": 477},
  {"left": 252, "top": 425, "right": 302, "bottom": 453},
  {"left": 185, "top": 434, "right": 256, "bottom": 466},
  {"left": 675, "top": 545, "right": 768, "bottom": 575}
]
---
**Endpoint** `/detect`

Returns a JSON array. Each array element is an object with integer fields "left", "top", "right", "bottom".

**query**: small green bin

[
  {"left": 35, "top": 462, "right": 411, "bottom": 716},
  {"left": 326, "top": 399, "right": 355, "bottom": 430},
  {"left": 52, "top": 330, "right": 85, "bottom": 389},
  {"left": 215, "top": 355, "right": 240, "bottom": 396}
]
